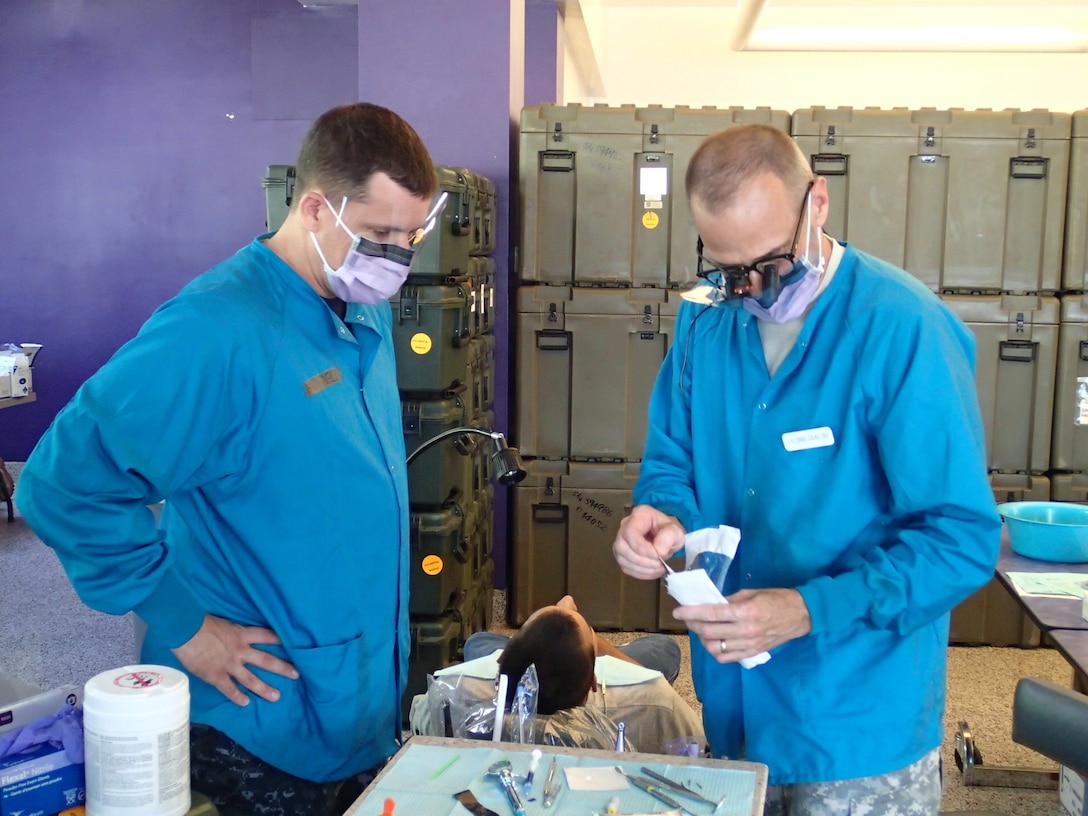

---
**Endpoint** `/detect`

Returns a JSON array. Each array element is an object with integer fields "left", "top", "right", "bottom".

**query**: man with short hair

[
  {"left": 413, "top": 596, "right": 703, "bottom": 753},
  {"left": 18, "top": 102, "right": 440, "bottom": 816},
  {"left": 612, "top": 123, "right": 1000, "bottom": 815}
]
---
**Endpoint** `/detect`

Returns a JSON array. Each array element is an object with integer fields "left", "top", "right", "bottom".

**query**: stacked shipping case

[
  {"left": 514, "top": 105, "right": 1088, "bottom": 646},
  {"left": 512, "top": 104, "right": 792, "bottom": 630},
  {"left": 262, "top": 164, "right": 500, "bottom": 719},
  {"left": 1052, "top": 111, "right": 1088, "bottom": 502},
  {"left": 791, "top": 107, "right": 1077, "bottom": 646},
  {"left": 393, "top": 167, "right": 499, "bottom": 720}
]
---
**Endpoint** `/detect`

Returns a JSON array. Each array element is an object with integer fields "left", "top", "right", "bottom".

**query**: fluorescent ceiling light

[
  {"left": 748, "top": 24, "right": 1088, "bottom": 51},
  {"left": 731, "top": 0, "right": 1088, "bottom": 52}
]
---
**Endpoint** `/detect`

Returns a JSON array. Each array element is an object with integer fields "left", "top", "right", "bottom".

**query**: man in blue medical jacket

[
  {"left": 612, "top": 123, "right": 1000, "bottom": 815},
  {"left": 19, "top": 102, "right": 439, "bottom": 816}
]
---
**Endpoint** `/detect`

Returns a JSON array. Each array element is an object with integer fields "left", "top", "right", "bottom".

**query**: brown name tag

[{"left": 303, "top": 367, "right": 342, "bottom": 397}]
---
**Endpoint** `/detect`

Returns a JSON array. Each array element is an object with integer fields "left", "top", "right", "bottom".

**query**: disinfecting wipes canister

[{"left": 83, "top": 665, "right": 190, "bottom": 816}]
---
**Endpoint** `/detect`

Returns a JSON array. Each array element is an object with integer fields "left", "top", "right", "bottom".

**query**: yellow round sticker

[
  {"left": 421, "top": 555, "right": 443, "bottom": 575},
  {"left": 642, "top": 211, "right": 660, "bottom": 229},
  {"left": 410, "top": 333, "right": 433, "bottom": 355}
]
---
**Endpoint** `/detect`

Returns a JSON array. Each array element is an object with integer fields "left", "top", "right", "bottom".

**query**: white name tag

[{"left": 782, "top": 426, "right": 835, "bottom": 452}]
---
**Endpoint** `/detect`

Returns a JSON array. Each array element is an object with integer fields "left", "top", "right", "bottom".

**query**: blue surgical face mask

[
  {"left": 741, "top": 192, "right": 826, "bottom": 323},
  {"left": 310, "top": 196, "right": 414, "bottom": 305}
]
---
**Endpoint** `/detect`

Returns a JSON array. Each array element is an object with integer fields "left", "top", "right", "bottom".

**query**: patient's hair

[{"left": 498, "top": 609, "right": 595, "bottom": 716}]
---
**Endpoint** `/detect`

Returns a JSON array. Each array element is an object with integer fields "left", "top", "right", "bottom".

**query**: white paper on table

[
  {"left": 665, "top": 568, "right": 771, "bottom": 669},
  {"left": 1007, "top": 572, "right": 1088, "bottom": 599},
  {"left": 562, "top": 765, "right": 628, "bottom": 791}
]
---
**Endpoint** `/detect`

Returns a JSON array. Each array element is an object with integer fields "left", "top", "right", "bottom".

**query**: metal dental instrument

[
  {"left": 638, "top": 766, "right": 721, "bottom": 809},
  {"left": 454, "top": 789, "right": 502, "bottom": 816},
  {"left": 542, "top": 757, "right": 559, "bottom": 808},
  {"left": 487, "top": 760, "right": 527, "bottom": 816},
  {"left": 614, "top": 766, "right": 688, "bottom": 814}
]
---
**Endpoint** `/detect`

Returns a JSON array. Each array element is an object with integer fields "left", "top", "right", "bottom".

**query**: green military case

[
  {"left": 515, "top": 285, "right": 676, "bottom": 461},
  {"left": 403, "top": 395, "right": 474, "bottom": 508},
  {"left": 409, "top": 481, "right": 497, "bottom": 619},
  {"left": 409, "top": 166, "right": 480, "bottom": 282},
  {"left": 401, "top": 542, "right": 496, "bottom": 727},
  {"left": 1051, "top": 472, "right": 1088, "bottom": 501},
  {"left": 467, "top": 257, "right": 496, "bottom": 336},
  {"left": 519, "top": 103, "right": 790, "bottom": 288},
  {"left": 470, "top": 408, "right": 495, "bottom": 495},
  {"left": 466, "top": 334, "right": 496, "bottom": 419},
  {"left": 261, "top": 164, "right": 295, "bottom": 233},
  {"left": 391, "top": 284, "right": 474, "bottom": 396},
  {"left": 401, "top": 590, "right": 471, "bottom": 726},
  {"left": 941, "top": 294, "right": 1059, "bottom": 474},
  {"left": 1063, "top": 111, "right": 1088, "bottom": 291},
  {"left": 409, "top": 257, "right": 492, "bottom": 337},
  {"left": 1051, "top": 295, "right": 1088, "bottom": 472},
  {"left": 474, "top": 485, "right": 495, "bottom": 578},
  {"left": 510, "top": 460, "right": 684, "bottom": 632},
  {"left": 792, "top": 107, "right": 1071, "bottom": 294},
  {"left": 468, "top": 171, "right": 498, "bottom": 256},
  {"left": 949, "top": 472, "right": 1046, "bottom": 647},
  {"left": 409, "top": 503, "right": 472, "bottom": 617}
]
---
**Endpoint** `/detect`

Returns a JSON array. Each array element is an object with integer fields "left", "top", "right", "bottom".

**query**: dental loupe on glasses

[{"left": 695, "top": 237, "right": 798, "bottom": 307}]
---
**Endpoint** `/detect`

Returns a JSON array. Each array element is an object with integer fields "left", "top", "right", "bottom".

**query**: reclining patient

[{"left": 411, "top": 595, "right": 703, "bottom": 753}]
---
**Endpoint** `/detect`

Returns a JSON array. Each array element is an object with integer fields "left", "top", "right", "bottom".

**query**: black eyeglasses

[{"left": 696, "top": 180, "right": 814, "bottom": 301}]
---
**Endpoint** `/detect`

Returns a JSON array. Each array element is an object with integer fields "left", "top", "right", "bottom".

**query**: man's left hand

[{"left": 672, "top": 588, "right": 812, "bottom": 663}]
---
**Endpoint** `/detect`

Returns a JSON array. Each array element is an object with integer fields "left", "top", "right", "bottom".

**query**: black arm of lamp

[{"left": 406, "top": 427, "right": 527, "bottom": 485}]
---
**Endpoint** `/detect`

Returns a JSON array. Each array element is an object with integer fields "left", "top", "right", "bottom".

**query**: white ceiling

[{"left": 575, "top": 0, "right": 1088, "bottom": 52}]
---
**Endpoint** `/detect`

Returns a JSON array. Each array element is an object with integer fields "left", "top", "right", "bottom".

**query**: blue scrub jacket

[
  {"left": 636, "top": 243, "right": 1001, "bottom": 785},
  {"left": 19, "top": 237, "right": 410, "bottom": 782}
]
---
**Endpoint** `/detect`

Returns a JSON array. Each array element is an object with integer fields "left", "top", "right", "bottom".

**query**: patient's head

[{"left": 498, "top": 595, "right": 596, "bottom": 715}]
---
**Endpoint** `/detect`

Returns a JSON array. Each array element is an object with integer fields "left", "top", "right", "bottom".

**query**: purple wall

[
  {"left": 525, "top": 2, "right": 561, "bottom": 107},
  {"left": 0, "top": 0, "right": 356, "bottom": 459},
  {"left": 0, "top": 0, "right": 560, "bottom": 589}
]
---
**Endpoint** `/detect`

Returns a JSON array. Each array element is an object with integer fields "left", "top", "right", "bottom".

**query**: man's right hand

[
  {"left": 612, "top": 504, "right": 686, "bottom": 580},
  {"left": 172, "top": 614, "right": 299, "bottom": 706}
]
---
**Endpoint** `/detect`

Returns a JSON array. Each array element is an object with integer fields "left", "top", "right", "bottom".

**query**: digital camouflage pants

[
  {"left": 190, "top": 724, "right": 381, "bottom": 816},
  {"left": 763, "top": 748, "right": 941, "bottom": 816}
]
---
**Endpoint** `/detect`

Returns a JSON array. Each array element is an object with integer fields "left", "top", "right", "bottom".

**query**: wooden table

[
  {"left": 1049, "top": 628, "right": 1088, "bottom": 694},
  {"left": 0, "top": 392, "right": 36, "bottom": 410},
  {"left": 994, "top": 535, "right": 1088, "bottom": 632},
  {"left": 343, "top": 736, "right": 768, "bottom": 816}
]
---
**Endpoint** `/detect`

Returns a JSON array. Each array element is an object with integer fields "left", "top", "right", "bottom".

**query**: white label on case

[{"left": 639, "top": 166, "right": 668, "bottom": 197}]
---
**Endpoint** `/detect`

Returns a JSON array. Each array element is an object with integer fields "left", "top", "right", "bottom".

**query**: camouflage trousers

[
  {"left": 190, "top": 724, "right": 380, "bottom": 816},
  {"left": 763, "top": 747, "right": 941, "bottom": 816}
]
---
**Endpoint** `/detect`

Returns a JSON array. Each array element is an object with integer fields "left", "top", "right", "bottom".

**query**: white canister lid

[{"left": 84, "top": 665, "right": 189, "bottom": 727}]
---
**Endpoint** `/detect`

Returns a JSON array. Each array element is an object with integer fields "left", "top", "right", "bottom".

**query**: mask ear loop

[
  {"left": 312, "top": 196, "right": 358, "bottom": 276},
  {"left": 802, "top": 189, "right": 825, "bottom": 274},
  {"left": 322, "top": 195, "right": 359, "bottom": 243}
]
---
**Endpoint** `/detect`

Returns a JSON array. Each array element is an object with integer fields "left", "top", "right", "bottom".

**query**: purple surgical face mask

[
  {"left": 310, "top": 196, "right": 414, "bottom": 305},
  {"left": 742, "top": 192, "right": 825, "bottom": 324}
]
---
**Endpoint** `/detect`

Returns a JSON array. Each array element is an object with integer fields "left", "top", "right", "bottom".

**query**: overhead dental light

[{"left": 406, "top": 428, "right": 528, "bottom": 486}]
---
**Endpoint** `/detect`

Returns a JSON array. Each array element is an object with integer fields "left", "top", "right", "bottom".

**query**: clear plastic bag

[{"left": 419, "top": 668, "right": 628, "bottom": 750}]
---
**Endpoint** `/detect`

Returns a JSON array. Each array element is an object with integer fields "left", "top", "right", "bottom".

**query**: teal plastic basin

[{"left": 997, "top": 501, "right": 1088, "bottom": 563}]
